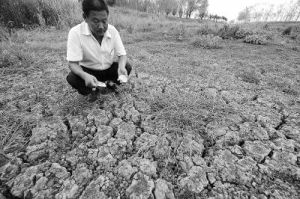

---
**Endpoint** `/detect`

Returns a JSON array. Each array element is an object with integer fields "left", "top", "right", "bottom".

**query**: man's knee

[
  {"left": 66, "top": 72, "right": 90, "bottom": 96},
  {"left": 66, "top": 72, "right": 77, "bottom": 85}
]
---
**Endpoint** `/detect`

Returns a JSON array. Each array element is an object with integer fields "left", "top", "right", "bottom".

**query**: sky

[{"left": 208, "top": 0, "right": 292, "bottom": 20}]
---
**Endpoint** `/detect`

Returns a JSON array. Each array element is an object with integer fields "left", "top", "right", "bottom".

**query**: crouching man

[{"left": 66, "top": 0, "right": 131, "bottom": 100}]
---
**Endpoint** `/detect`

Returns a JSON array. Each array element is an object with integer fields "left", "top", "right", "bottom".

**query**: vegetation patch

[
  {"left": 192, "top": 34, "right": 223, "bottom": 49},
  {"left": 244, "top": 34, "right": 267, "bottom": 45}
]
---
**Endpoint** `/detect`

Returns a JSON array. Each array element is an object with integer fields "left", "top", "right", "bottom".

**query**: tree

[
  {"left": 178, "top": 6, "right": 183, "bottom": 18},
  {"left": 158, "top": 0, "right": 177, "bottom": 16},
  {"left": 172, "top": 7, "right": 177, "bottom": 16},
  {"left": 198, "top": 0, "right": 208, "bottom": 20},
  {"left": 185, "top": 0, "right": 199, "bottom": 18},
  {"left": 296, "top": 0, "right": 300, "bottom": 20},
  {"left": 222, "top": 16, "right": 227, "bottom": 21},
  {"left": 237, "top": 7, "right": 251, "bottom": 22}
]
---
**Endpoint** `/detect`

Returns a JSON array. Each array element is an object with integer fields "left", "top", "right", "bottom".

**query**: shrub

[
  {"left": 217, "top": 24, "right": 240, "bottom": 39},
  {"left": 282, "top": 26, "right": 293, "bottom": 35},
  {"left": 0, "top": 0, "right": 82, "bottom": 28},
  {"left": 244, "top": 34, "right": 267, "bottom": 45},
  {"left": 235, "top": 29, "right": 253, "bottom": 39},
  {"left": 192, "top": 34, "right": 223, "bottom": 49}
]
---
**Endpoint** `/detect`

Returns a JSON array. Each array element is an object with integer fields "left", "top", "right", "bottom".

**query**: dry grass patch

[{"left": 191, "top": 34, "right": 223, "bottom": 49}]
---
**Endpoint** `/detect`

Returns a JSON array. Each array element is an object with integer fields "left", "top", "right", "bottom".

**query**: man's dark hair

[{"left": 82, "top": 0, "right": 109, "bottom": 18}]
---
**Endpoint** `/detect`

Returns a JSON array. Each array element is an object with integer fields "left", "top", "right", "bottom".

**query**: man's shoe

[
  {"left": 88, "top": 90, "right": 99, "bottom": 102},
  {"left": 106, "top": 80, "right": 117, "bottom": 90}
]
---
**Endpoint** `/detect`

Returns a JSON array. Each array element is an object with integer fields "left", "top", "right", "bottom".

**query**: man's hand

[{"left": 83, "top": 73, "right": 98, "bottom": 88}]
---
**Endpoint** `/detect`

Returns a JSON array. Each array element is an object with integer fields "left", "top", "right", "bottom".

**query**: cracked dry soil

[{"left": 1, "top": 71, "right": 300, "bottom": 199}]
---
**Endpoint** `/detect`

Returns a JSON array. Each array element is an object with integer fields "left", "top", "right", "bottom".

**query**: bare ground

[{"left": 0, "top": 22, "right": 300, "bottom": 199}]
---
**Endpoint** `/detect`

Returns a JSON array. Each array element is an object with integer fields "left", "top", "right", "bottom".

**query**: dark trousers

[{"left": 66, "top": 62, "right": 132, "bottom": 95}]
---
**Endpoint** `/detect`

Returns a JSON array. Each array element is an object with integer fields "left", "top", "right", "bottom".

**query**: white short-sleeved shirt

[{"left": 67, "top": 21, "right": 126, "bottom": 70}]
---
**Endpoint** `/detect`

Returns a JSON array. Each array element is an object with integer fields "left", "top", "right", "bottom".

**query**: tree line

[
  {"left": 107, "top": 0, "right": 227, "bottom": 21},
  {"left": 238, "top": 0, "right": 300, "bottom": 22}
]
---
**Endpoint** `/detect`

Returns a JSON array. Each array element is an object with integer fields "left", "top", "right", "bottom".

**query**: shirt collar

[{"left": 81, "top": 21, "right": 111, "bottom": 38}]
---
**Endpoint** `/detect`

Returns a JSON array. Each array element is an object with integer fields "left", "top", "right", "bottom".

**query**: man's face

[{"left": 85, "top": 10, "right": 108, "bottom": 37}]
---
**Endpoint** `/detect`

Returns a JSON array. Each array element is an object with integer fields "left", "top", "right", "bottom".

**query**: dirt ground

[{"left": 0, "top": 18, "right": 300, "bottom": 199}]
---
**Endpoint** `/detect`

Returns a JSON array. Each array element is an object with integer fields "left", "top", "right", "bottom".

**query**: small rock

[
  {"left": 0, "top": 159, "right": 21, "bottom": 181},
  {"left": 209, "top": 127, "right": 227, "bottom": 139},
  {"left": 107, "top": 138, "right": 128, "bottom": 158},
  {"left": 179, "top": 156, "right": 194, "bottom": 173},
  {"left": 272, "top": 151, "right": 297, "bottom": 165},
  {"left": 176, "top": 137, "right": 204, "bottom": 160},
  {"left": 30, "top": 176, "right": 48, "bottom": 195},
  {"left": 93, "top": 125, "right": 113, "bottom": 146},
  {"left": 26, "top": 142, "right": 49, "bottom": 162},
  {"left": 74, "top": 165, "right": 92, "bottom": 185},
  {"left": 139, "top": 159, "right": 157, "bottom": 177},
  {"left": 65, "top": 149, "right": 79, "bottom": 167},
  {"left": 87, "top": 109, "right": 111, "bottom": 126},
  {"left": 126, "top": 172, "right": 154, "bottom": 199},
  {"left": 154, "top": 137, "right": 170, "bottom": 159},
  {"left": 179, "top": 166, "right": 208, "bottom": 194},
  {"left": 79, "top": 175, "right": 108, "bottom": 199},
  {"left": 55, "top": 179, "right": 79, "bottom": 199},
  {"left": 9, "top": 165, "right": 40, "bottom": 197},
  {"left": 97, "top": 154, "right": 117, "bottom": 169},
  {"left": 114, "top": 108, "right": 125, "bottom": 118},
  {"left": 116, "top": 122, "right": 136, "bottom": 141},
  {"left": 109, "top": 118, "right": 123, "bottom": 131},
  {"left": 207, "top": 172, "right": 216, "bottom": 184},
  {"left": 154, "top": 179, "right": 175, "bottom": 199},
  {"left": 117, "top": 160, "right": 138, "bottom": 180},
  {"left": 134, "top": 101, "right": 151, "bottom": 113},
  {"left": 271, "top": 138, "right": 295, "bottom": 152},
  {"left": 29, "top": 127, "right": 53, "bottom": 145},
  {"left": 69, "top": 117, "right": 86, "bottom": 133},
  {"left": 46, "top": 163, "right": 69, "bottom": 180},
  {"left": 243, "top": 141, "right": 271, "bottom": 162},
  {"left": 135, "top": 133, "right": 158, "bottom": 151}
]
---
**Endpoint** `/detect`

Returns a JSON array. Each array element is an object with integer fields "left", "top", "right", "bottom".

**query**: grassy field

[{"left": 1, "top": 6, "right": 300, "bottom": 199}]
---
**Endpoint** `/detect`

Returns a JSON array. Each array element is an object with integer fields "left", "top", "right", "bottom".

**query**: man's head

[{"left": 82, "top": 0, "right": 109, "bottom": 37}]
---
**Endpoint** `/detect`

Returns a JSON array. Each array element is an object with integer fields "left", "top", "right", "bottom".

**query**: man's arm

[
  {"left": 117, "top": 55, "right": 127, "bottom": 77},
  {"left": 68, "top": 61, "right": 98, "bottom": 88}
]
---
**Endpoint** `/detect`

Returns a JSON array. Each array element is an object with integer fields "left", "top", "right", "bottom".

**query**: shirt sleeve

[
  {"left": 66, "top": 28, "right": 83, "bottom": 62},
  {"left": 113, "top": 28, "right": 126, "bottom": 56}
]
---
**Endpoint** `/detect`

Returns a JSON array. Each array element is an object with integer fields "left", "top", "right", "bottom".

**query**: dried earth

[{"left": 1, "top": 20, "right": 300, "bottom": 199}]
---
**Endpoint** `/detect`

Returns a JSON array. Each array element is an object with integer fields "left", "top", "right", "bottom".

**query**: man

[{"left": 66, "top": 0, "right": 131, "bottom": 100}]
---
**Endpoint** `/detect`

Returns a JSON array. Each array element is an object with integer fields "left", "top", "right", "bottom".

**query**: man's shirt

[{"left": 67, "top": 21, "right": 126, "bottom": 70}]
